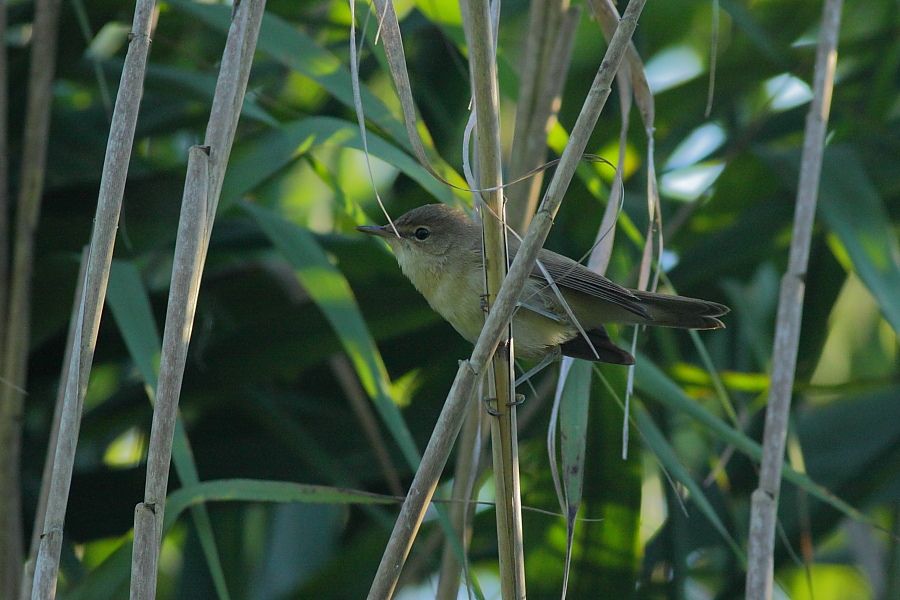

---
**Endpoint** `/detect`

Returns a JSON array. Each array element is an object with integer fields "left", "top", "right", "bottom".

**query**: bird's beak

[{"left": 356, "top": 224, "right": 394, "bottom": 238}]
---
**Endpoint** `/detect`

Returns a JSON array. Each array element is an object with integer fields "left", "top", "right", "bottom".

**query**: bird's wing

[{"left": 505, "top": 239, "right": 649, "bottom": 319}]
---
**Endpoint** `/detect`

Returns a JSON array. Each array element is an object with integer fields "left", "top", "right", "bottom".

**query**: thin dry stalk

[
  {"left": 0, "top": 0, "right": 62, "bottom": 593},
  {"left": 461, "top": 0, "right": 527, "bottom": 594},
  {"left": 129, "top": 3, "right": 265, "bottom": 597},
  {"left": 19, "top": 248, "right": 89, "bottom": 600},
  {"left": 507, "top": 1, "right": 580, "bottom": 233},
  {"left": 0, "top": 0, "right": 9, "bottom": 352},
  {"left": 367, "top": 2, "right": 645, "bottom": 597},
  {"left": 330, "top": 355, "right": 403, "bottom": 496},
  {"left": 27, "top": 3, "right": 157, "bottom": 595},
  {"left": 435, "top": 402, "right": 483, "bottom": 600},
  {"left": 745, "top": 1, "right": 843, "bottom": 598},
  {"left": 129, "top": 145, "right": 210, "bottom": 600}
]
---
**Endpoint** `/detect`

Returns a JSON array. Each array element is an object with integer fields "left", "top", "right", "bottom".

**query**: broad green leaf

[
  {"left": 629, "top": 399, "right": 744, "bottom": 561},
  {"left": 65, "top": 480, "right": 396, "bottom": 600},
  {"left": 557, "top": 358, "right": 592, "bottom": 597},
  {"left": 633, "top": 354, "right": 874, "bottom": 527},
  {"left": 221, "top": 116, "right": 454, "bottom": 210},
  {"left": 817, "top": 147, "right": 900, "bottom": 334},
  {"left": 140, "top": 62, "right": 277, "bottom": 126},
  {"left": 107, "top": 261, "right": 160, "bottom": 387},
  {"left": 560, "top": 360, "right": 591, "bottom": 519},
  {"left": 164, "top": 479, "right": 396, "bottom": 531},
  {"left": 106, "top": 260, "right": 231, "bottom": 600},
  {"left": 243, "top": 202, "right": 421, "bottom": 469},
  {"left": 169, "top": 0, "right": 410, "bottom": 147}
]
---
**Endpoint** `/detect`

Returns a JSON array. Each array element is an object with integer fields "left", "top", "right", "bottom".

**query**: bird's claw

[
  {"left": 482, "top": 396, "right": 501, "bottom": 416},
  {"left": 482, "top": 393, "right": 525, "bottom": 416}
]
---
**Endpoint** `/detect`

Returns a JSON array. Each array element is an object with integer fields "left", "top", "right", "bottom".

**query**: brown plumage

[{"left": 358, "top": 204, "right": 729, "bottom": 365}]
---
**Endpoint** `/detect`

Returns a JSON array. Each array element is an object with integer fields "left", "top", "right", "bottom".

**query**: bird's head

[{"left": 356, "top": 204, "right": 475, "bottom": 263}]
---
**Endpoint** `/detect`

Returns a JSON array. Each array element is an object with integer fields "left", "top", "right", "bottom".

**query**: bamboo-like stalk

[
  {"left": 435, "top": 402, "right": 483, "bottom": 600},
  {"left": 367, "top": 3, "right": 645, "bottom": 597},
  {"left": 506, "top": 1, "right": 580, "bottom": 234},
  {"left": 19, "top": 248, "right": 89, "bottom": 600},
  {"left": 28, "top": 2, "right": 157, "bottom": 597},
  {"left": 0, "top": 0, "right": 62, "bottom": 594},
  {"left": 330, "top": 355, "right": 403, "bottom": 496},
  {"left": 745, "top": 1, "right": 843, "bottom": 597},
  {"left": 0, "top": 0, "right": 9, "bottom": 354},
  {"left": 129, "top": 145, "right": 210, "bottom": 599},
  {"left": 128, "top": 4, "right": 265, "bottom": 597},
  {"left": 461, "top": 0, "right": 526, "bottom": 595}
]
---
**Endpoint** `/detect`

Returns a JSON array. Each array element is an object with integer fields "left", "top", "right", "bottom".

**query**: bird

[{"left": 357, "top": 204, "right": 728, "bottom": 366}]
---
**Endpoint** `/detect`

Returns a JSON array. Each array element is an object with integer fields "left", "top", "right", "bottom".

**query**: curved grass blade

[
  {"left": 168, "top": 0, "right": 410, "bottom": 148},
  {"left": 633, "top": 353, "right": 876, "bottom": 527},
  {"left": 65, "top": 480, "right": 398, "bottom": 600},
  {"left": 556, "top": 358, "right": 592, "bottom": 598},
  {"left": 817, "top": 147, "right": 900, "bottom": 334},
  {"left": 221, "top": 116, "right": 454, "bottom": 211},
  {"left": 106, "top": 260, "right": 231, "bottom": 600},
  {"left": 243, "top": 202, "right": 421, "bottom": 469}
]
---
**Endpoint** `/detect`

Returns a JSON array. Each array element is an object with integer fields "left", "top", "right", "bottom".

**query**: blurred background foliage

[{"left": 5, "top": 0, "right": 900, "bottom": 597}]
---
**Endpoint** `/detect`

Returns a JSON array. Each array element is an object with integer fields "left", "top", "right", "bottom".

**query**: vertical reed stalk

[
  {"left": 128, "top": 3, "right": 265, "bottom": 597},
  {"left": 461, "top": 0, "right": 526, "bottom": 595},
  {"left": 745, "top": 1, "right": 843, "bottom": 597},
  {"left": 0, "top": 0, "right": 62, "bottom": 593},
  {"left": 19, "top": 248, "right": 88, "bottom": 600},
  {"left": 507, "top": 0, "right": 580, "bottom": 233},
  {"left": 368, "top": 3, "right": 644, "bottom": 596},
  {"left": 29, "top": 2, "right": 158, "bottom": 596},
  {"left": 435, "top": 402, "right": 483, "bottom": 600},
  {"left": 0, "top": 0, "right": 9, "bottom": 353},
  {"left": 129, "top": 145, "right": 210, "bottom": 600}
]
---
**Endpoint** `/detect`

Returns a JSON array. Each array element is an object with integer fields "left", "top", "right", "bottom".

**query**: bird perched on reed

[{"left": 358, "top": 204, "right": 728, "bottom": 366}]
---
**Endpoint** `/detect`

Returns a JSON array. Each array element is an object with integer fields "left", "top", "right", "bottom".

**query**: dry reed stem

[
  {"left": 435, "top": 402, "right": 483, "bottom": 600},
  {"left": 367, "top": 2, "right": 645, "bottom": 597},
  {"left": 0, "top": 0, "right": 62, "bottom": 593},
  {"left": 330, "top": 355, "right": 403, "bottom": 496},
  {"left": 0, "top": 0, "right": 9, "bottom": 355},
  {"left": 25, "top": 3, "right": 157, "bottom": 595},
  {"left": 130, "top": 146, "right": 209, "bottom": 599},
  {"left": 19, "top": 248, "right": 88, "bottom": 600},
  {"left": 507, "top": 2, "right": 580, "bottom": 233},
  {"left": 745, "top": 1, "right": 843, "bottom": 597},
  {"left": 129, "top": 3, "right": 265, "bottom": 597},
  {"left": 461, "top": 0, "right": 527, "bottom": 594}
]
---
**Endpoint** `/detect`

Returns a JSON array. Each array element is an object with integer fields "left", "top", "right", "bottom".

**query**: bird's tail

[{"left": 632, "top": 291, "right": 729, "bottom": 330}]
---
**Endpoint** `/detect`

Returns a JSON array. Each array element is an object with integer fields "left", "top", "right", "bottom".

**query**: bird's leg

[
  {"left": 479, "top": 293, "right": 490, "bottom": 313},
  {"left": 514, "top": 347, "right": 561, "bottom": 387}
]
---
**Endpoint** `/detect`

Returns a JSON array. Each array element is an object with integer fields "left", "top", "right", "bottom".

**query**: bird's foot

[{"left": 481, "top": 396, "right": 501, "bottom": 416}]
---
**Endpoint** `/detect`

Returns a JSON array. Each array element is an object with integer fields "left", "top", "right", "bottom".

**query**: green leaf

[
  {"left": 163, "top": 479, "right": 396, "bottom": 531},
  {"left": 106, "top": 260, "right": 231, "bottom": 600},
  {"left": 221, "top": 116, "right": 454, "bottom": 210},
  {"left": 633, "top": 354, "right": 874, "bottom": 527},
  {"left": 557, "top": 359, "right": 592, "bottom": 596},
  {"left": 560, "top": 360, "right": 591, "bottom": 519},
  {"left": 817, "top": 147, "right": 900, "bottom": 334},
  {"left": 107, "top": 261, "right": 161, "bottom": 387},
  {"left": 630, "top": 400, "right": 744, "bottom": 561},
  {"left": 168, "top": 0, "right": 410, "bottom": 147},
  {"left": 140, "top": 62, "right": 277, "bottom": 126},
  {"left": 244, "top": 202, "right": 421, "bottom": 469},
  {"left": 64, "top": 480, "right": 397, "bottom": 600}
]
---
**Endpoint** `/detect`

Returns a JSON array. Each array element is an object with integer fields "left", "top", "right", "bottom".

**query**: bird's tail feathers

[{"left": 632, "top": 291, "right": 729, "bottom": 330}]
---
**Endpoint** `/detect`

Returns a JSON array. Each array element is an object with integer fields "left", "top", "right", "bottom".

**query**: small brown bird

[{"left": 358, "top": 204, "right": 728, "bottom": 365}]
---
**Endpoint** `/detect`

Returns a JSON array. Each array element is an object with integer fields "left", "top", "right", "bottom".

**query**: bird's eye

[{"left": 414, "top": 227, "right": 431, "bottom": 240}]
